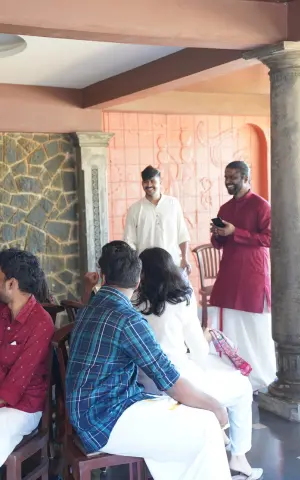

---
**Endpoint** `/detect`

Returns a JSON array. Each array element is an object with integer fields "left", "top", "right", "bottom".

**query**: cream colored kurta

[{"left": 124, "top": 195, "right": 190, "bottom": 266}]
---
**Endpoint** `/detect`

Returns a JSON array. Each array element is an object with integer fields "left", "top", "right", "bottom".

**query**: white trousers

[
  {"left": 184, "top": 355, "right": 253, "bottom": 456},
  {"left": 101, "top": 397, "right": 231, "bottom": 480},
  {"left": 0, "top": 408, "right": 42, "bottom": 467},
  {"left": 208, "top": 305, "right": 277, "bottom": 391},
  {"left": 140, "top": 354, "right": 253, "bottom": 456}
]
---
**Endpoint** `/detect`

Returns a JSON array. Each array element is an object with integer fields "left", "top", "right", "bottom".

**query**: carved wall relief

[{"left": 103, "top": 112, "right": 270, "bottom": 295}]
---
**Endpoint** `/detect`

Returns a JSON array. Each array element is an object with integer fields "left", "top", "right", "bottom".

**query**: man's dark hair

[
  {"left": 226, "top": 160, "right": 250, "bottom": 180},
  {"left": 135, "top": 247, "right": 192, "bottom": 316},
  {"left": 141, "top": 165, "right": 161, "bottom": 182},
  {"left": 98, "top": 241, "right": 141, "bottom": 289},
  {"left": 0, "top": 248, "right": 44, "bottom": 296}
]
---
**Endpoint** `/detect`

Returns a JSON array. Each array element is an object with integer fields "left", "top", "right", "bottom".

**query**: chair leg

[
  {"left": 5, "top": 457, "right": 21, "bottom": 480},
  {"left": 55, "top": 386, "right": 65, "bottom": 443},
  {"left": 129, "top": 462, "right": 137, "bottom": 480},
  {"left": 136, "top": 460, "right": 147, "bottom": 480},
  {"left": 79, "top": 463, "right": 92, "bottom": 480}
]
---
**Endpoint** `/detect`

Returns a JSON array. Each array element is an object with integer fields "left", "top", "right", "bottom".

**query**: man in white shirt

[{"left": 124, "top": 166, "right": 191, "bottom": 274}]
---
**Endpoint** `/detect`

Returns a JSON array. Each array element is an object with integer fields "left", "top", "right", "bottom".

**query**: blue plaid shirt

[{"left": 66, "top": 286, "right": 180, "bottom": 453}]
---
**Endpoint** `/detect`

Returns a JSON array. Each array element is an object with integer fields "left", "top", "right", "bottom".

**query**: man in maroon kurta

[{"left": 210, "top": 161, "right": 276, "bottom": 391}]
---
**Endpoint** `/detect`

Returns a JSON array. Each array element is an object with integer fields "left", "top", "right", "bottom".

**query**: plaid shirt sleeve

[{"left": 121, "top": 313, "right": 180, "bottom": 391}]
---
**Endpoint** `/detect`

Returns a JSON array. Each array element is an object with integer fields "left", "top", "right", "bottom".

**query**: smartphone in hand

[{"left": 211, "top": 217, "right": 226, "bottom": 228}]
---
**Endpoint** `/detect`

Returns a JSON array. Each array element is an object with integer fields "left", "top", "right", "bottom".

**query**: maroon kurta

[{"left": 210, "top": 191, "right": 271, "bottom": 313}]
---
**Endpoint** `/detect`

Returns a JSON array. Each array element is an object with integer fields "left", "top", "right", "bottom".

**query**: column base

[{"left": 258, "top": 391, "right": 300, "bottom": 422}]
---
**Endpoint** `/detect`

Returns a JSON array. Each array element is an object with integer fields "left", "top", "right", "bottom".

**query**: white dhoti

[
  {"left": 0, "top": 407, "right": 42, "bottom": 467},
  {"left": 207, "top": 305, "right": 277, "bottom": 391},
  {"left": 101, "top": 397, "right": 231, "bottom": 480}
]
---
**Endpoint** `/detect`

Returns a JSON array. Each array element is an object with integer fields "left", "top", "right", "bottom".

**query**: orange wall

[{"left": 103, "top": 111, "right": 270, "bottom": 295}]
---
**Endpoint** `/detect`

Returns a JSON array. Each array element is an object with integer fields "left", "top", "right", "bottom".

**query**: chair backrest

[
  {"left": 52, "top": 322, "right": 75, "bottom": 435},
  {"left": 60, "top": 300, "right": 85, "bottom": 323},
  {"left": 192, "top": 244, "right": 221, "bottom": 290},
  {"left": 42, "top": 303, "right": 65, "bottom": 325},
  {"left": 42, "top": 347, "right": 54, "bottom": 432}
]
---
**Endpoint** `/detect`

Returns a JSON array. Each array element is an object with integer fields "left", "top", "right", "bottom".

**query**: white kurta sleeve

[
  {"left": 182, "top": 293, "right": 209, "bottom": 368},
  {"left": 176, "top": 200, "right": 190, "bottom": 244},
  {"left": 124, "top": 206, "right": 138, "bottom": 250}
]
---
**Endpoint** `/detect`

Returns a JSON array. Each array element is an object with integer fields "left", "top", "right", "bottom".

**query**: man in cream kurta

[{"left": 124, "top": 166, "right": 191, "bottom": 273}]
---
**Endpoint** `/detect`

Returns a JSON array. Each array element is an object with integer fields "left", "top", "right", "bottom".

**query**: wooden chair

[
  {"left": 192, "top": 244, "right": 221, "bottom": 328},
  {"left": 3, "top": 352, "right": 53, "bottom": 480},
  {"left": 42, "top": 303, "right": 65, "bottom": 326},
  {"left": 60, "top": 300, "right": 84, "bottom": 323},
  {"left": 42, "top": 303, "right": 65, "bottom": 447},
  {"left": 52, "top": 323, "right": 147, "bottom": 480}
]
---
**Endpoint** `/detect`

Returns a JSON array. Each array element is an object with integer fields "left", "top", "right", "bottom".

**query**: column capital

[
  {"left": 244, "top": 41, "right": 300, "bottom": 71},
  {"left": 77, "top": 131, "right": 114, "bottom": 148}
]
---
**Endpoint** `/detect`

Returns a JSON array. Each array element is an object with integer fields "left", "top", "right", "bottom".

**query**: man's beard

[{"left": 226, "top": 183, "right": 242, "bottom": 196}]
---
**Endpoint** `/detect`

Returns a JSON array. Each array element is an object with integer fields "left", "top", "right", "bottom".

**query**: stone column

[
  {"left": 76, "top": 132, "right": 114, "bottom": 278},
  {"left": 244, "top": 42, "right": 300, "bottom": 420}
]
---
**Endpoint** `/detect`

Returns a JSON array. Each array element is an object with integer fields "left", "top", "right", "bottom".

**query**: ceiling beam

[
  {"left": 287, "top": 0, "right": 300, "bottom": 41},
  {"left": 82, "top": 48, "right": 254, "bottom": 108},
  {"left": 0, "top": 0, "right": 286, "bottom": 49},
  {"left": 0, "top": 85, "right": 101, "bottom": 133}
]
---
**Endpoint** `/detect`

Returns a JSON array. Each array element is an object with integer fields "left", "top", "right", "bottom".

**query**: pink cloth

[
  {"left": 210, "top": 191, "right": 271, "bottom": 314},
  {"left": 210, "top": 329, "right": 252, "bottom": 377}
]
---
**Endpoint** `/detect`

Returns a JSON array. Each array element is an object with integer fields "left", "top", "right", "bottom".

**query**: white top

[
  {"left": 144, "top": 293, "right": 209, "bottom": 369},
  {"left": 124, "top": 195, "right": 190, "bottom": 265},
  {"left": 137, "top": 293, "right": 209, "bottom": 393}
]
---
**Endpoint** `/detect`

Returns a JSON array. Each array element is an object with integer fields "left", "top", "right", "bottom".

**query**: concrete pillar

[
  {"left": 244, "top": 42, "right": 300, "bottom": 420},
  {"left": 76, "top": 132, "right": 114, "bottom": 279}
]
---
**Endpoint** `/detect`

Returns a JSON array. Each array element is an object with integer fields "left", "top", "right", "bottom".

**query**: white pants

[
  {"left": 0, "top": 408, "right": 42, "bottom": 467},
  {"left": 101, "top": 397, "right": 231, "bottom": 480},
  {"left": 184, "top": 355, "right": 253, "bottom": 456},
  {"left": 208, "top": 305, "right": 277, "bottom": 391},
  {"left": 140, "top": 354, "right": 253, "bottom": 456}
]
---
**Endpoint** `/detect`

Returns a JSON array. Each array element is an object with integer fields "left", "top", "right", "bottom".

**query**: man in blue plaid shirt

[{"left": 66, "top": 242, "right": 231, "bottom": 480}]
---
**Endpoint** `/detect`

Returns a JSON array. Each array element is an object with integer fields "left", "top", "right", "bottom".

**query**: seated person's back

[{"left": 66, "top": 245, "right": 180, "bottom": 453}]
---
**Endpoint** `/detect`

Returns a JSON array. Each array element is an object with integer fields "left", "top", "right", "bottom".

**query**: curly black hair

[{"left": 0, "top": 248, "right": 45, "bottom": 298}]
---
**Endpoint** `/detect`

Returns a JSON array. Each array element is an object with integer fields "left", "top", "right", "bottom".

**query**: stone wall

[{"left": 0, "top": 133, "right": 80, "bottom": 302}]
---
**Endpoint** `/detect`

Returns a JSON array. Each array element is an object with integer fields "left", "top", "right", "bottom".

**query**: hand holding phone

[{"left": 211, "top": 217, "right": 226, "bottom": 228}]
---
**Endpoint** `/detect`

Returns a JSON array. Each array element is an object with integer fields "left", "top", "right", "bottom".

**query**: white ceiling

[{"left": 0, "top": 36, "right": 181, "bottom": 89}]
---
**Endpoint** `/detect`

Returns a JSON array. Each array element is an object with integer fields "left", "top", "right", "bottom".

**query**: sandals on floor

[{"left": 231, "top": 468, "right": 263, "bottom": 479}]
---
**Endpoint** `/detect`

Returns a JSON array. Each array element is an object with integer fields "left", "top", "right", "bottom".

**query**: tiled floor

[
  {"left": 247, "top": 404, "right": 300, "bottom": 480},
  {"left": 90, "top": 402, "right": 300, "bottom": 480}
]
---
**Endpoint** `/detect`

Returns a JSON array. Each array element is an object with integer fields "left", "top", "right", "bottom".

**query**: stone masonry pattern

[{"left": 0, "top": 133, "right": 80, "bottom": 303}]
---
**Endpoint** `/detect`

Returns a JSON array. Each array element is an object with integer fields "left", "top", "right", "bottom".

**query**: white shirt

[
  {"left": 137, "top": 293, "right": 209, "bottom": 393},
  {"left": 124, "top": 195, "right": 190, "bottom": 265}
]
